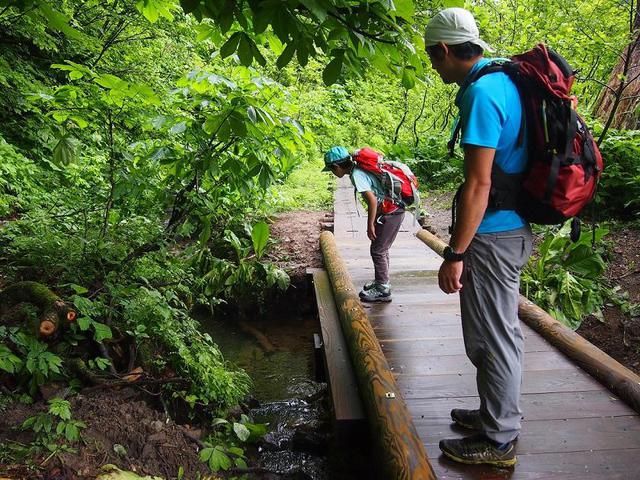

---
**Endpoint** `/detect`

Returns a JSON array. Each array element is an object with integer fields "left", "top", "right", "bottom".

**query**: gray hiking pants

[
  {"left": 371, "top": 210, "right": 405, "bottom": 285},
  {"left": 460, "top": 225, "right": 532, "bottom": 444}
]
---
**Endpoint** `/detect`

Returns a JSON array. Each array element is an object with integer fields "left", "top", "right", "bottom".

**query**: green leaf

[
  {"left": 233, "top": 422, "right": 251, "bottom": 442},
  {"left": 247, "top": 106, "right": 257, "bottom": 123},
  {"left": 209, "top": 446, "right": 232, "bottom": 471},
  {"left": 77, "top": 316, "right": 91, "bottom": 331},
  {"left": 237, "top": 34, "right": 253, "bottom": 66},
  {"left": 251, "top": 221, "right": 269, "bottom": 259},
  {"left": 402, "top": 67, "right": 415, "bottom": 90},
  {"left": 276, "top": 42, "right": 296, "bottom": 69},
  {"left": 220, "top": 32, "right": 241, "bottom": 58},
  {"left": 136, "top": 0, "right": 175, "bottom": 22},
  {"left": 170, "top": 121, "right": 187, "bottom": 134},
  {"left": 0, "top": 344, "right": 22, "bottom": 374},
  {"left": 322, "top": 56, "right": 343, "bottom": 86},
  {"left": 49, "top": 398, "right": 72, "bottom": 420},
  {"left": 39, "top": 4, "right": 84, "bottom": 40},
  {"left": 94, "top": 74, "right": 125, "bottom": 90},
  {"left": 393, "top": 0, "right": 415, "bottom": 19},
  {"left": 92, "top": 322, "right": 113, "bottom": 342},
  {"left": 199, "top": 447, "right": 214, "bottom": 462},
  {"left": 53, "top": 135, "right": 77, "bottom": 166},
  {"left": 300, "top": 0, "right": 327, "bottom": 21},
  {"left": 69, "top": 284, "right": 88, "bottom": 295}
]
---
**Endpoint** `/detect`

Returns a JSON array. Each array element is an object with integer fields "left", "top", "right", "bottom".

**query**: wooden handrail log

[
  {"left": 319, "top": 231, "right": 436, "bottom": 480},
  {"left": 415, "top": 228, "right": 640, "bottom": 414}
]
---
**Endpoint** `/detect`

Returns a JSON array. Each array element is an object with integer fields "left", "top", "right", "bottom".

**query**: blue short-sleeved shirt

[
  {"left": 350, "top": 167, "right": 385, "bottom": 202},
  {"left": 455, "top": 58, "right": 528, "bottom": 233}
]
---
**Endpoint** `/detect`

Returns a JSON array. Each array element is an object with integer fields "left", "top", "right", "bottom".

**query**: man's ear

[{"left": 437, "top": 42, "right": 449, "bottom": 60}]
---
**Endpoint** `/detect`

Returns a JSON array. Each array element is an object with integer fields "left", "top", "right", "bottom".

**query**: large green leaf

[
  {"left": 251, "top": 221, "right": 269, "bottom": 259},
  {"left": 564, "top": 244, "right": 605, "bottom": 278},
  {"left": 322, "top": 56, "right": 343, "bottom": 85},
  {"left": 220, "top": 32, "right": 242, "bottom": 58}
]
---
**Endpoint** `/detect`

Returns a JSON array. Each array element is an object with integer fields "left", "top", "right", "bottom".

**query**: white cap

[{"left": 424, "top": 8, "right": 495, "bottom": 53}]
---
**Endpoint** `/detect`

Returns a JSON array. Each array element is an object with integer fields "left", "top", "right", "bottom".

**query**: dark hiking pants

[
  {"left": 460, "top": 225, "right": 533, "bottom": 444},
  {"left": 370, "top": 210, "right": 405, "bottom": 285}
]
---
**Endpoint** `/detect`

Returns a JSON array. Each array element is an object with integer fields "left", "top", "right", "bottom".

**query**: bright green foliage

[
  {"left": 96, "top": 465, "right": 163, "bottom": 480},
  {"left": 201, "top": 223, "right": 290, "bottom": 315},
  {"left": 522, "top": 221, "right": 610, "bottom": 329},
  {"left": 270, "top": 156, "right": 334, "bottom": 212},
  {"left": 2, "top": 329, "right": 64, "bottom": 395},
  {"left": 114, "top": 283, "right": 252, "bottom": 404},
  {"left": 595, "top": 131, "right": 640, "bottom": 219},
  {"left": 178, "top": 0, "right": 423, "bottom": 85},
  {"left": 21, "top": 397, "right": 86, "bottom": 449},
  {"left": 199, "top": 414, "right": 266, "bottom": 472}
]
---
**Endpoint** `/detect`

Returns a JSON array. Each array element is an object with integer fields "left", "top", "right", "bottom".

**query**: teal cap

[{"left": 322, "top": 146, "right": 350, "bottom": 171}]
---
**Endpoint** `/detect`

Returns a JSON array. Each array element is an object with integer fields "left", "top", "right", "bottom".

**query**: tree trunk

[{"left": 594, "top": 5, "right": 640, "bottom": 132}]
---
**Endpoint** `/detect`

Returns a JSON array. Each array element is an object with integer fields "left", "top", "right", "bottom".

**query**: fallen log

[
  {"left": 415, "top": 228, "right": 640, "bottom": 414},
  {"left": 0, "top": 281, "right": 77, "bottom": 338}
]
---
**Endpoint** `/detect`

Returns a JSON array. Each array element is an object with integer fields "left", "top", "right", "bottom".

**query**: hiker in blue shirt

[
  {"left": 322, "top": 146, "right": 405, "bottom": 302},
  {"left": 424, "top": 7, "right": 533, "bottom": 467}
]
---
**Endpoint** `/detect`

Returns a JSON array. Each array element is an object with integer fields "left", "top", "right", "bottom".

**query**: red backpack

[
  {"left": 351, "top": 147, "right": 420, "bottom": 214},
  {"left": 449, "top": 44, "right": 603, "bottom": 226}
]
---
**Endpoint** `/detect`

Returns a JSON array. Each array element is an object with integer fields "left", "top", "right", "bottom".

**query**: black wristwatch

[{"left": 443, "top": 246, "right": 465, "bottom": 262}]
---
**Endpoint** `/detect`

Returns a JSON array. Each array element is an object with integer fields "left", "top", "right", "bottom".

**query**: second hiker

[{"left": 322, "top": 146, "right": 417, "bottom": 303}]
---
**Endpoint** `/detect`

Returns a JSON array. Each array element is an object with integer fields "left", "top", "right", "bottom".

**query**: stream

[{"left": 203, "top": 305, "right": 369, "bottom": 479}]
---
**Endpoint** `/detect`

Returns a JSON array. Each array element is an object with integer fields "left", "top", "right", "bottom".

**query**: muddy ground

[{"left": 0, "top": 388, "right": 208, "bottom": 480}]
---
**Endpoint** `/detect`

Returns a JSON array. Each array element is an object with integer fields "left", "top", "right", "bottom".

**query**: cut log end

[
  {"left": 39, "top": 320, "right": 56, "bottom": 336},
  {"left": 66, "top": 310, "right": 77, "bottom": 322}
]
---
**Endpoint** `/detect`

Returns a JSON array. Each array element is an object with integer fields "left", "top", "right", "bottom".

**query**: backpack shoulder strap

[{"left": 447, "top": 60, "right": 525, "bottom": 157}]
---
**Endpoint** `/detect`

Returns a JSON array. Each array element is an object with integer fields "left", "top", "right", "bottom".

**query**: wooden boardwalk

[{"left": 332, "top": 177, "right": 640, "bottom": 479}]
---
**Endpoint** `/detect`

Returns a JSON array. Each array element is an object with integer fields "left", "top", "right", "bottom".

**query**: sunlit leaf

[{"left": 251, "top": 221, "right": 269, "bottom": 259}]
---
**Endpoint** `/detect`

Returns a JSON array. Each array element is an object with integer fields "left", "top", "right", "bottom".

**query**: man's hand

[
  {"left": 367, "top": 222, "right": 377, "bottom": 241},
  {"left": 438, "top": 260, "right": 463, "bottom": 294}
]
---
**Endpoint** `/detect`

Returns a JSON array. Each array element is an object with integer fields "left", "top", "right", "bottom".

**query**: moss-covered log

[{"left": 0, "top": 281, "right": 76, "bottom": 338}]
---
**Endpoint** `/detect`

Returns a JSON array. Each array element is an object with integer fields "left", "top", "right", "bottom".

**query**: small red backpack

[{"left": 351, "top": 147, "right": 420, "bottom": 214}]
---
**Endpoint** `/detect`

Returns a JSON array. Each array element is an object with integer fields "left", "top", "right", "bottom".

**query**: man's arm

[
  {"left": 438, "top": 145, "right": 494, "bottom": 293},
  {"left": 362, "top": 190, "right": 378, "bottom": 241}
]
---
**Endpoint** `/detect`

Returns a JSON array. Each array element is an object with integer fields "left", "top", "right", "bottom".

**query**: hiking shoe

[
  {"left": 451, "top": 408, "right": 481, "bottom": 430},
  {"left": 361, "top": 280, "right": 377, "bottom": 292},
  {"left": 360, "top": 281, "right": 391, "bottom": 294},
  {"left": 359, "top": 283, "right": 391, "bottom": 303},
  {"left": 439, "top": 435, "right": 517, "bottom": 467}
]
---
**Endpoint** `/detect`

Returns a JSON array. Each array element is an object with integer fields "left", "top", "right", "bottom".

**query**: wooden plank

[
  {"left": 397, "top": 369, "right": 604, "bottom": 399},
  {"left": 369, "top": 312, "right": 463, "bottom": 328},
  {"left": 427, "top": 447, "right": 640, "bottom": 479},
  {"left": 311, "top": 269, "right": 365, "bottom": 426},
  {"left": 416, "top": 228, "right": 640, "bottom": 414},
  {"left": 381, "top": 335, "right": 555, "bottom": 358},
  {"left": 388, "top": 350, "right": 575, "bottom": 376},
  {"left": 419, "top": 416, "right": 640, "bottom": 454},
  {"left": 408, "top": 390, "right": 637, "bottom": 425}
]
